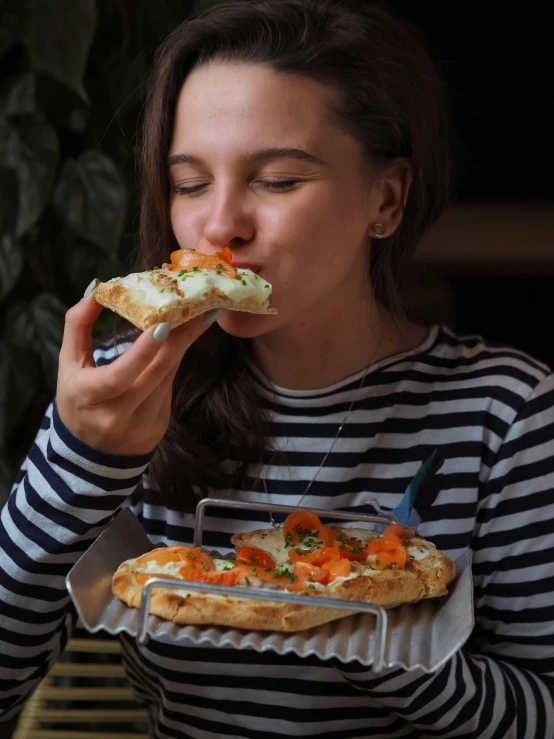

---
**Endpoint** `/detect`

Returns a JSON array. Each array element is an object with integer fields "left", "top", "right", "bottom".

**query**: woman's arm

[
  {"left": 0, "top": 399, "right": 154, "bottom": 722},
  {"left": 337, "top": 373, "right": 554, "bottom": 738}
]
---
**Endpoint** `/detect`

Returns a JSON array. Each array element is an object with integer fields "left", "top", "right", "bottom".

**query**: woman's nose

[{"left": 204, "top": 190, "right": 254, "bottom": 248}]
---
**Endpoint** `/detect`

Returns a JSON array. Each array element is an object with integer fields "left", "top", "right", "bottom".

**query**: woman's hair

[{"left": 134, "top": 0, "right": 453, "bottom": 511}]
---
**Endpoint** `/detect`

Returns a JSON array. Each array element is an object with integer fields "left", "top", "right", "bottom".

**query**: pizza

[
  {"left": 112, "top": 511, "right": 456, "bottom": 632},
  {"left": 95, "top": 246, "right": 276, "bottom": 331}
]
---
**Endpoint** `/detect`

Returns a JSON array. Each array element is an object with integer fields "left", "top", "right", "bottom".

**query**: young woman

[{"left": 1, "top": 1, "right": 553, "bottom": 737}]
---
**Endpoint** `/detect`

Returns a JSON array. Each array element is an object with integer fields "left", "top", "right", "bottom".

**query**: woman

[{"left": 1, "top": 1, "right": 553, "bottom": 737}]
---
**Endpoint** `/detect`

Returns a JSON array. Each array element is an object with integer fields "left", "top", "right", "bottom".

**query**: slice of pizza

[
  {"left": 95, "top": 246, "right": 276, "bottom": 330},
  {"left": 111, "top": 511, "right": 456, "bottom": 632}
]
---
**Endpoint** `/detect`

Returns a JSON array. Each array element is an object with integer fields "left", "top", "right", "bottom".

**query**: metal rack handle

[
  {"left": 193, "top": 497, "right": 397, "bottom": 548},
  {"left": 137, "top": 576, "right": 388, "bottom": 672}
]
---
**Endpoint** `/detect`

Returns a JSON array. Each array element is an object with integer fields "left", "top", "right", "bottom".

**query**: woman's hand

[{"left": 55, "top": 279, "right": 221, "bottom": 456}]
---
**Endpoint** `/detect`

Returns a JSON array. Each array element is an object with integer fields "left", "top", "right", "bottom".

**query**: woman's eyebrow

[{"left": 168, "top": 148, "right": 326, "bottom": 167}]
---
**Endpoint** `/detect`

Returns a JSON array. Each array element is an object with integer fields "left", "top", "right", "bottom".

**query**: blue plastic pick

[{"left": 392, "top": 449, "right": 441, "bottom": 528}]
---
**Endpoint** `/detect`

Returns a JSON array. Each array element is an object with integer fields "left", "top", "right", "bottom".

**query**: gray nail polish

[
  {"left": 204, "top": 308, "right": 224, "bottom": 325},
  {"left": 153, "top": 323, "right": 170, "bottom": 342},
  {"left": 84, "top": 278, "right": 100, "bottom": 298}
]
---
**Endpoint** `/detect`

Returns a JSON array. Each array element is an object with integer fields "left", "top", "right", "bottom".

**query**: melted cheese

[{"left": 106, "top": 267, "right": 271, "bottom": 310}]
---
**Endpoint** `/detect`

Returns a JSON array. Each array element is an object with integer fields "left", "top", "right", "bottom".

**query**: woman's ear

[{"left": 368, "top": 158, "right": 412, "bottom": 238}]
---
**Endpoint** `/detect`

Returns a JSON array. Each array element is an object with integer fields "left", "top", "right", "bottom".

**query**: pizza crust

[{"left": 96, "top": 280, "right": 276, "bottom": 331}]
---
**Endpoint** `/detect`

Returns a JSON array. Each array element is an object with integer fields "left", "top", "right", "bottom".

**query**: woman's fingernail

[
  {"left": 204, "top": 308, "right": 224, "bottom": 325},
  {"left": 84, "top": 278, "right": 100, "bottom": 299},
  {"left": 153, "top": 323, "right": 170, "bottom": 343}
]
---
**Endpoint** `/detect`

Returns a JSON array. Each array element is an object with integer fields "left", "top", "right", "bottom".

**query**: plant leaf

[
  {"left": 5, "top": 118, "right": 59, "bottom": 237},
  {"left": 4, "top": 293, "right": 67, "bottom": 392},
  {"left": 5, "top": 72, "right": 36, "bottom": 116},
  {"left": 63, "top": 230, "right": 120, "bottom": 292},
  {"left": 0, "top": 342, "right": 39, "bottom": 444},
  {"left": 0, "top": 232, "right": 23, "bottom": 304},
  {"left": 53, "top": 151, "right": 127, "bottom": 254},
  {"left": 25, "top": 0, "right": 97, "bottom": 102}
]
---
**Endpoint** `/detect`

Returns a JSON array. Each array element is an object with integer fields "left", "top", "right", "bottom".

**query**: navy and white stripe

[{"left": 1, "top": 324, "right": 554, "bottom": 737}]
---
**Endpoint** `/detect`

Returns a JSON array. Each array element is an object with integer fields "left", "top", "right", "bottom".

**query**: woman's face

[{"left": 168, "top": 62, "right": 386, "bottom": 338}]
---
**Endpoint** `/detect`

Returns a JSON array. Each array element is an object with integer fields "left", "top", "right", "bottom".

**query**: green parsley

[
  {"left": 308, "top": 583, "right": 316, "bottom": 590},
  {"left": 235, "top": 275, "right": 241, "bottom": 280},
  {"left": 159, "top": 288, "right": 165, "bottom": 293},
  {"left": 186, "top": 553, "right": 196, "bottom": 560},
  {"left": 193, "top": 265, "right": 199, "bottom": 272},
  {"left": 241, "top": 279, "right": 247, "bottom": 285},
  {"left": 178, "top": 269, "right": 187, "bottom": 276},
  {"left": 185, "top": 593, "right": 192, "bottom": 598},
  {"left": 153, "top": 266, "right": 161, "bottom": 270},
  {"left": 244, "top": 576, "right": 251, "bottom": 586},
  {"left": 216, "top": 263, "right": 222, "bottom": 269},
  {"left": 264, "top": 284, "right": 269, "bottom": 288}
]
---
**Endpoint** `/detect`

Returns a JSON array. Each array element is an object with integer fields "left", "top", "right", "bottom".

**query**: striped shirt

[{"left": 1, "top": 323, "right": 554, "bottom": 738}]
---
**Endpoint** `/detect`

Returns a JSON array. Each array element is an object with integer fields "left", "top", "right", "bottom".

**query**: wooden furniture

[{"left": 13, "top": 624, "right": 148, "bottom": 739}]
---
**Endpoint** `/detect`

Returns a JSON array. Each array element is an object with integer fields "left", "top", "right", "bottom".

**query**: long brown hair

[{"left": 134, "top": 0, "right": 453, "bottom": 511}]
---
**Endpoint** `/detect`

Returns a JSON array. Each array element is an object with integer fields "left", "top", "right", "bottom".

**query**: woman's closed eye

[{"left": 174, "top": 179, "right": 300, "bottom": 196}]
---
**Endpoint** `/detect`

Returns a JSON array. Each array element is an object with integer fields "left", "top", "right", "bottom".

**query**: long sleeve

[
  {"left": 336, "top": 373, "right": 554, "bottom": 738},
  {"left": 0, "top": 400, "right": 154, "bottom": 722}
]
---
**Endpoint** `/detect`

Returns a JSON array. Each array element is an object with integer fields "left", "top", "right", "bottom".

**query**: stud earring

[{"left": 372, "top": 223, "right": 386, "bottom": 239}]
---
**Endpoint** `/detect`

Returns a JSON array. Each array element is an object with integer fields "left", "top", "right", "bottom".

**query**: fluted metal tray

[{"left": 66, "top": 501, "right": 473, "bottom": 673}]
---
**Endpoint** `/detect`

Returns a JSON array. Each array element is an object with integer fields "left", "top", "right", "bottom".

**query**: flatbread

[
  {"left": 112, "top": 521, "right": 456, "bottom": 632},
  {"left": 96, "top": 266, "right": 276, "bottom": 331}
]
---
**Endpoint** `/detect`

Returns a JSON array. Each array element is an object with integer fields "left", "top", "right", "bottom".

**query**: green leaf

[
  {"left": 0, "top": 233, "right": 23, "bottom": 304},
  {"left": 0, "top": 342, "right": 39, "bottom": 444},
  {"left": 4, "top": 119, "right": 59, "bottom": 237},
  {"left": 25, "top": 0, "right": 97, "bottom": 102},
  {"left": 53, "top": 151, "right": 127, "bottom": 254},
  {"left": 5, "top": 72, "right": 36, "bottom": 116},
  {"left": 63, "top": 230, "right": 120, "bottom": 292},
  {"left": 4, "top": 293, "right": 67, "bottom": 393}
]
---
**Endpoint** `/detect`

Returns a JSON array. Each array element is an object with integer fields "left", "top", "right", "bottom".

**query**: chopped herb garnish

[
  {"left": 376, "top": 559, "right": 380, "bottom": 566},
  {"left": 153, "top": 266, "right": 161, "bottom": 270},
  {"left": 254, "top": 274, "right": 259, "bottom": 280},
  {"left": 186, "top": 247, "right": 196, "bottom": 251},
  {"left": 193, "top": 265, "right": 199, "bottom": 272},
  {"left": 223, "top": 565, "right": 231, "bottom": 571},
  {"left": 244, "top": 577, "right": 251, "bottom": 586},
  {"left": 235, "top": 275, "right": 241, "bottom": 280},
  {"left": 260, "top": 533, "right": 267, "bottom": 540},
  {"left": 241, "top": 279, "right": 247, "bottom": 285},
  {"left": 216, "top": 269, "right": 222, "bottom": 275},
  {"left": 252, "top": 567, "right": 258, "bottom": 575},
  {"left": 168, "top": 266, "right": 174, "bottom": 270},
  {"left": 265, "top": 567, "right": 272, "bottom": 572},
  {"left": 159, "top": 288, "right": 165, "bottom": 293},
  {"left": 186, "top": 552, "right": 196, "bottom": 559},
  {"left": 178, "top": 269, "right": 187, "bottom": 276},
  {"left": 308, "top": 583, "right": 316, "bottom": 589},
  {"left": 216, "top": 264, "right": 222, "bottom": 269},
  {"left": 264, "top": 284, "right": 269, "bottom": 288},
  {"left": 185, "top": 593, "right": 192, "bottom": 598}
]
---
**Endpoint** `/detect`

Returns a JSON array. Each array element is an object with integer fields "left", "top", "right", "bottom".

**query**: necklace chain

[{"left": 262, "top": 340, "right": 383, "bottom": 526}]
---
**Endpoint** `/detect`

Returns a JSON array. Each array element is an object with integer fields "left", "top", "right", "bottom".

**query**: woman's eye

[
  {"left": 174, "top": 184, "right": 208, "bottom": 195},
  {"left": 261, "top": 180, "right": 299, "bottom": 191}
]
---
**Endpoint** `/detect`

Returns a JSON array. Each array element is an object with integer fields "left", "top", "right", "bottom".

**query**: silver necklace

[{"left": 262, "top": 339, "right": 383, "bottom": 526}]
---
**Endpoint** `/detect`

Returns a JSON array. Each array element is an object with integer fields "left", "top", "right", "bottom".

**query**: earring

[{"left": 372, "top": 223, "right": 386, "bottom": 239}]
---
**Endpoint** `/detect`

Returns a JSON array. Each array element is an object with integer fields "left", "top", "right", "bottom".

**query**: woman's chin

[{"left": 215, "top": 310, "right": 279, "bottom": 339}]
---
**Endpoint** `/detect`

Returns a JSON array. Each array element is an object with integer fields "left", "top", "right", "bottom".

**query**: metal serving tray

[{"left": 67, "top": 499, "right": 473, "bottom": 673}]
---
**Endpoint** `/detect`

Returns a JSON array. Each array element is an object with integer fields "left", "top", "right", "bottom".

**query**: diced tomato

[
  {"left": 333, "top": 533, "right": 367, "bottom": 561},
  {"left": 283, "top": 511, "right": 335, "bottom": 548},
  {"left": 198, "top": 570, "right": 236, "bottom": 587},
  {"left": 384, "top": 524, "right": 415, "bottom": 540},
  {"left": 288, "top": 543, "right": 340, "bottom": 567},
  {"left": 235, "top": 546, "right": 276, "bottom": 569},
  {"left": 166, "top": 248, "right": 237, "bottom": 278},
  {"left": 293, "top": 561, "right": 330, "bottom": 585},
  {"left": 325, "top": 557, "right": 351, "bottom": 580},
  {"left": 364, "top": 528, "right": 407, "bottom": 570}
]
